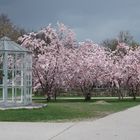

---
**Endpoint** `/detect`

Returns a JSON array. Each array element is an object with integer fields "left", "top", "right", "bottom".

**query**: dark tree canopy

[
  {"left": 102, "top": 31, "right": 139, "bottom": 51},
  {"left": 0, "top": 14, "right": 26, "bottom": 42}
]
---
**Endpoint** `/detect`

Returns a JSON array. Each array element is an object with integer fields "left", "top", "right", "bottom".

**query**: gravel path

[{"left": 0, "top": 105, "right": 140, "bottom": 140}]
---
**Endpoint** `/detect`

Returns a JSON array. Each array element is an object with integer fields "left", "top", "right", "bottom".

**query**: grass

[{"left": 0, "top": 98, "right": 140, "bottom": 122}]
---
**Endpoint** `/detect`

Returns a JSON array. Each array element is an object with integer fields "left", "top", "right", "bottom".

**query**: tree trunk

[
  {"left": 132, "top": 89, "right": 136, "bottom": 100},
  {"left": 54, "top": 92, "right": 57, "bottom": 101},
  {"left": 133, "top": 95, "right": 136, "bottom": 100},
  {"left": 85, "top": 92, "right": 91, "bottom": 101},
  {"left": 120, "top": 89, "right": 124, "bottom": 100},
  {"left": 45, "top": 92, "right": 51, "bottom": 102},
  {"left": 46, "top": 95, "right": 51, "bottom": 102},
  {"left": 117, "top": 89, "right": 121, "bottom": 100}
]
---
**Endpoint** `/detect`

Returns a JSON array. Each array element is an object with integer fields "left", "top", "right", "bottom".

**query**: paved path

[{"left": 0, "top": 105, "right": 140, "bottom": 140}]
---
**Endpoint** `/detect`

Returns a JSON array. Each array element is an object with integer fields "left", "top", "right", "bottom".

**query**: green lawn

[{"left": 0, "top": 98, "right": 140, "bottom": 122}]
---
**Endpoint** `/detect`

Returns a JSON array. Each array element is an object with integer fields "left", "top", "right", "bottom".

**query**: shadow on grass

[{"left": 33, "top": 97, "right": 140, "bottom": 104}]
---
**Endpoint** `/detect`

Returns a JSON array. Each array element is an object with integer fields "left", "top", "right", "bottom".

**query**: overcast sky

[{"left": 0, "top": 0, "right": 140, "bottom": 43}]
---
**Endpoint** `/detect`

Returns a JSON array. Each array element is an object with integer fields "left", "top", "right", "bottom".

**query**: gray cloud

[
  {"left": 0, "top": 0, "right": 18, "bottom": 5},
  {"left": 0, "top": 0, "right": 140, "bottom": 43}
]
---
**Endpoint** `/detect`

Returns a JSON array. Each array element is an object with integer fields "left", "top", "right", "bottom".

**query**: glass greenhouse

[{"left": 0, "top": 36, "right": 32, "bottom": 106}]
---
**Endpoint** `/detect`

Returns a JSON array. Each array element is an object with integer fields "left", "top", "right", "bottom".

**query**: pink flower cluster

[{"left": 18, "top": 23, "right": 140, "bottom": 99}]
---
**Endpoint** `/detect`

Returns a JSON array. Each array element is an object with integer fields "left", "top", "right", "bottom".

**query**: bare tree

[
  {"left": 102, "top": 31, "right": 139, "bottom": 51},
  {"left": 0, "top": 14, "right": 26, "bottom": 41}
]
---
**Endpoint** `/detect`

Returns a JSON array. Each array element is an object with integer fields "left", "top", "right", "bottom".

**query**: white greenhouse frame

[{"left": 0, "top": 36, "right": 32, "bottom": 106}]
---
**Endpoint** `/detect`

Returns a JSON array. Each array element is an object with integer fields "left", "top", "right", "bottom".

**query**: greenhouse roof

[{"left": 0, "top": 36, "right": 31, "bottom": 53}]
